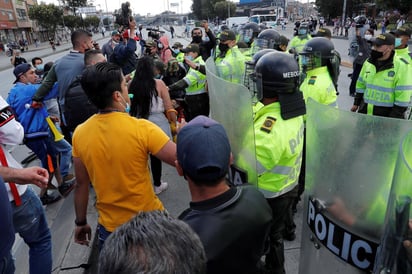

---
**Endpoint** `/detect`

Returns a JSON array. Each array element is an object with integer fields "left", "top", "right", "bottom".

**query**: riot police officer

[
  {"left": 288, "top": 23, "right": 312, "bottom": 55},
  {"left": 253, "top": 29, "right": 282, "bottom": 53},
  {"left": 239, "top": 22, "right": 260, "bottom": 48},
  {"left": 299, "top": 37, "right": 339, "bottom": 107},
  {"left": 248, "top": 52, "right": 306, "bottom": 273}
]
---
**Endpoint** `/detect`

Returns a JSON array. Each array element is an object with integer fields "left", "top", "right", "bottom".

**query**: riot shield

[
  {"left": 374, "top": 130, "right": 412, "bottom": 273},
  {"left": 205, "top": 58, "right": 258, "bottom": 186},
  {"left": 299, "top": 99, "right": 412, "bottom": 274}
]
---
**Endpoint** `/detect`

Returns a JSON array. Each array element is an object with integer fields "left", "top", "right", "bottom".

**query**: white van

[{"left": 249, "top": 14, "right": 277, "bottom": 28}]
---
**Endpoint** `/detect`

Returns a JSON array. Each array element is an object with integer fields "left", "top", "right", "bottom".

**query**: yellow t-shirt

[{"left": 72, "top": 112, "right": 168, "bottom": 232}]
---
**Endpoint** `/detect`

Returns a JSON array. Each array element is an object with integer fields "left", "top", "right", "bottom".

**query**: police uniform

[
  {"left": 300, "top": 66, "right": 338, "bottom": 108},
  {"left": 355, "top": 53, "right": 412, "bottom": 118},
  {"left": 215, "top": 30, "right": 246, "bottom": 84},
  {"left": 243, "top": 52, "right": 306, "bottom": 274}
]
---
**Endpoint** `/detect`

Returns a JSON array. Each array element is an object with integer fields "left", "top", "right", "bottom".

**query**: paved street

[{"left": 4, "top": 24, "right": 408, "bottom": 273}]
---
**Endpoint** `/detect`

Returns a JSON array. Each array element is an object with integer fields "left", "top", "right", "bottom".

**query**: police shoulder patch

[
  {"left": 308, "top": 76, "right": 317, "bottom": 85},
  {"left": 260, "top": 116, "right": 276, "bottom": 133}
]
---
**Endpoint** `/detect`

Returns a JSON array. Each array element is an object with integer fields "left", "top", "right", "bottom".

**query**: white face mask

[{"left": 364, "top": 34, "right": 372, "bottom": 40}]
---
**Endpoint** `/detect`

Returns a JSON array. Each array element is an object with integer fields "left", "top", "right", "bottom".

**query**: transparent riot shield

[
  {"left": 299, "top": 99, "right": 412, "bottom": 274},
  {"left": 374, "top": 130, "right": 412, "bottom": 273},
  {"left": 205, "top": 58, "right": 258, "bottom": 186}
]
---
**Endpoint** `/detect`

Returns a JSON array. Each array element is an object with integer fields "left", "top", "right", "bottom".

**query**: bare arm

[
  {"left": 0, "top": 166, "right": 48, "bottom": 188},
  {"left": 156, "top": 80, "right": 177, "bottom": 123},
  {"left": 73, "top": 157, "right": 92, "bottom": 245},
  {"left": 153, "top": 141, "right": 176, "bottom": 167}
]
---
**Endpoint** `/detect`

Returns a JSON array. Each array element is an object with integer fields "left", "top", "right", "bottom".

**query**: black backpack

[{"left": 64, "top": 76, "right": 98, "bottom": 132}]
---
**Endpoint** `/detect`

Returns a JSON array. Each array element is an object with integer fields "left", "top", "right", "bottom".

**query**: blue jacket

[
  {"left": 111, "top": 38, "right": 138, "bottom": 75},
  {"left": 7, "top": 82, "right": 58, "bottom": 139}
]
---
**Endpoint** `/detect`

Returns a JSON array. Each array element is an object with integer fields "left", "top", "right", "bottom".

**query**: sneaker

[
  {"left": 58, "top": 181, "right": 75, "bottom": 197},
  {"left": 40, "top": 192, "right": 62, "bottom": 205},
  {"left": 63, "top": 174, "right": 76, "bottom": 183},
  {"left": 154, "top": 181, "right": 168, "bottom": 195}
]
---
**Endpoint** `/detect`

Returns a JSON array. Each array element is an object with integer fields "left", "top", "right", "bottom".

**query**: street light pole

[{"left": 341, "top": 0, "right": 347, "bottom": 36}]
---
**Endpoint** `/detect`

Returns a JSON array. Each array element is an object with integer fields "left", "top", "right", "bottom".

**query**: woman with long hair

[{"left": 129, "top": 57, "right": 177, "bottom": 194}]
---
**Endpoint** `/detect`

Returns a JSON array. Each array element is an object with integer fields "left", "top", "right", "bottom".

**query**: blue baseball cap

[
  {"left": 177, "top": 116, "right": 231, "bottom": 182},
  {"left": 13, "top": 63, "right": 32, "bottom": 84}
]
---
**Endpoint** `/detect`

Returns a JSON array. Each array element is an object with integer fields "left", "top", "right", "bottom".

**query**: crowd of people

[{"left": 0, "top": 13, "right": 411, "bottom": 274}]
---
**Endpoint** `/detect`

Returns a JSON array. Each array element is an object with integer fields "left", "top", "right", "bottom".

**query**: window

[
  {"left": 7, "top": 12, "right": 13, "bottom": 20},
  {"left": 16, "top": 8, "right": 27, "bottom": 20}
]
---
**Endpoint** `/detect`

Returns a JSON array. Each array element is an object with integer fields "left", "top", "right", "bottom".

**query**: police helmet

[
  {"left": 258, "top": 23, "right": 268, "bottom": 32},
  {"left": 254, "top": 52, "right": 305, "bottom": 119},
  {"left": 244, "top": 49, "right": 276, "bottom": 90},
  {"left": 299, "top": 37, "right": 335, "bottom": 71},
  {"left": 240, "top": 22, "right": 260, "bottom": 45},
  {"left": 297, "top": 23, "right": 309, "bottom": 36},
  {"left": 254, "top": 29, "right": 281, "bottom": 52}
]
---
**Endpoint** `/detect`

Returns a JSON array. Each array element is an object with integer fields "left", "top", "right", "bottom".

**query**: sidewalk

[{"left": 0, "top": 33, "right": 109, "bottom": 72}]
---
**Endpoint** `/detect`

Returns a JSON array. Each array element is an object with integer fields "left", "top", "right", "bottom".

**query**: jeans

[
  {"left": 0, "top": 252, "right": 15, "bottom": 274},
  {"left": 53, "top": 138, "right": 72, "bottom": 178},
  {"left": 98, "top": 224, "right": 111, "bottom": 251},
  {"left": 11, "top": 187, "right": 52, "bottom": 274},
  {"left": 25, "top": 137, "right": 57, "bottom": 174}
]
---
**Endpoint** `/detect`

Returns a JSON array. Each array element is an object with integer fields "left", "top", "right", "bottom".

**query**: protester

[
  {"left": 99, "top": 211, "right": 206, "bottom": 274},
  {"left": 177, "top": 115, "right": 273, "bottom": 274},
  {"left": 73, "top": 62, "right": 176, "bottom": 249}
]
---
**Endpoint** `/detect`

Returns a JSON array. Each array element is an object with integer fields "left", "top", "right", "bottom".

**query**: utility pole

[{"left": 341, "top": 0, "right": 347, "bottom": 36}]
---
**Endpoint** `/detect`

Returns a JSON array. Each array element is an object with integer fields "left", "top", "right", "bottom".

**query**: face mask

[
  {"left": 244, "top": 36, "right": 251, "bottom": 43},
  {"left": 186, "top": 55, "right": 194, "bottom": 61},
  {"left": 154, "top": 74, "right": 161, "bottom": 79},
  {"left": 370, "top": 49, "right": 383, "bottom": 60},
  {"left": 395, "top": 38, "right": 402, "bottom": 48},
  {"left": 172, "top": 49, "right": 180, "bottom": 55},
  {"left": 218, "top": 43, "right": 229, "bottom": 53},
  {"left": 298, "top": 29, "right": 307, "bottom": 35},
  {"left": 158, "top": 43, "right": 163, "bottom": 49},
  {"left": 364, "top": 34, "right": 372, "bottom": 40},
  {"left": 119, "top": 93, "right": 130, "bottom": 113},
  {"left": 192, "top": 36, "right": 202, "bottom": 43},
  {"left": 36, "top": 64, "right": 44, "bottom": 71}
]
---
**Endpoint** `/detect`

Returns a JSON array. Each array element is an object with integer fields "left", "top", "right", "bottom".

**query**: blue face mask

[
  {"left": 36, "top": 64, "right": 44, "bottom": 71},
  {"left": 173, "top": 49, "right": 180, "bottom": 55},
  {"left": 119, "top": 93, "right": 130, "bottom": 113},
  {"left": 186, "top": 55, "right": 194, "bottom": 61},
  {"left": 395, "top": 37, "right": 402, "bottom": 48},
  {"left": 244, "top": 36, "right": 251, "bottom": 43},
  {"left": 154, "top": 74, "right": 161, "bottom": 79}
]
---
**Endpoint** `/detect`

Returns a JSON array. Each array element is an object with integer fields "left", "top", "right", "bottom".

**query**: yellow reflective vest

[{"left": 215, "top": 46, "right": 246, "bottom": 84}]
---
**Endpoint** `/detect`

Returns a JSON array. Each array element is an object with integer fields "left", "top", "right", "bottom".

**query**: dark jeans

[
  {"left": 25, "top": 137, "right": 57, "bottom": 173},
  {"left": 184, "top": 93, "right": 210, "bottom": 121},
  {"left": 150, "top": 154, "right": 162, "bottom": 187},
  {"left": 265, "top": 190, "right": 297, "bottom": 274},
  {"left": 98, "top": 224, "right": 111, "bottom": 251},
  {"left": 349, "top": 62, "right": 363, "bottom": 95}
]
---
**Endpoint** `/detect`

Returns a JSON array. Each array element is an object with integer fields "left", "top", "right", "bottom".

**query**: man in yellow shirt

[{"left": 72, "top": 62, "right": 176, "bottom": 249}]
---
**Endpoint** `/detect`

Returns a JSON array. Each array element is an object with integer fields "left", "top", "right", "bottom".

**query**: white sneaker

[{"left": 154, "top": 181, "right": 168, "bottom": 195}]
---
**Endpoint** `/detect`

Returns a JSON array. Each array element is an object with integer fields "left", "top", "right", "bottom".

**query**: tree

[
  {"left": 84, "top": 16, "right": 100, "bottom": 29},
  {"left": 63, "top": 15, "right": 82, "bottom": 31},
  {"left": 61, "top": 0, "right": 88, "bottom": 14},
  {"left": 28, "top": 4, "right": 63, "bottom": 38},
  {"left": 214, "top": 1, "right": 236, "bottom": 20},
  {"left": 374, "top": 0, "right": 410, "bottom": 15},
  {"left": 191, "top": 0, "right": 234, "bottom": 20}
]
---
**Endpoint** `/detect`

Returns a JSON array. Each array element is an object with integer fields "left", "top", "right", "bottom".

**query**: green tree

[
  {"left": 63, "top": 15, "right": 81, "bottom": 31},
  {"left": 28, "top": 4, "right": 63, "bottom": 38},
  {"left": 84, "top": 16, "right": 100, "bottom": 29},
  {"left": 375, "top": 0, "right": 410, "bottom": 15},
  {"left": 61, "top": 0, "right": 88, "bottom": 13},
  {"left": 191, "top": 0, "right": 233, "bottom": 20},
  {"left": 214, "top": 1, "right": 236, "bottom": 20}
]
